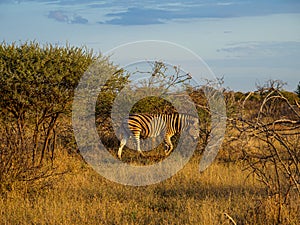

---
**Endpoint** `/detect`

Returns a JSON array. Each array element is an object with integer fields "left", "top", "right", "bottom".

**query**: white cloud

[{"left": 217, "top": 41, "right": 300, "bottom": 59}]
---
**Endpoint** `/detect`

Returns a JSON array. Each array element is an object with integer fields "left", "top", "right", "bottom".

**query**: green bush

[{"left": 0, "top": 41, "right": 126, "bottom": 187}]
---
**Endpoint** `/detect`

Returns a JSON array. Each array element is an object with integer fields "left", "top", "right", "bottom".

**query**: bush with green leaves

[{"left": 0, "top": 41, "right": 126, "bottom": 188}]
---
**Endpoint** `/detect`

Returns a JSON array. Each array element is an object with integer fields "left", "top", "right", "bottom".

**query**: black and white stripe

[{"left": 118, "top": 113, "right": 199, "bottom": 158}]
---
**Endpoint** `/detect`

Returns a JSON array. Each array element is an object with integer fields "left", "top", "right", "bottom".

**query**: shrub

[{"left": 0, "top": 41, "right": 125, "bottom": 189}]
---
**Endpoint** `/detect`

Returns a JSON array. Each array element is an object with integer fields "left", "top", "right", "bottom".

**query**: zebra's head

[{"left": 186, "top": 117, "right": 200, "bottom": 140}]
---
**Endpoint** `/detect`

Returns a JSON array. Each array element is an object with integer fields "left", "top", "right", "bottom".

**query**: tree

[
  {"left": 0, "top": 41, "right": 125, "bottom": 189},
  {"left": 228, "top": 80, "right": 300, "bottom": 224}
]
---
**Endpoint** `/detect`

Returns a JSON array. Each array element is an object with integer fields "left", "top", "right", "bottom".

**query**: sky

[{"left": 0, "top": 0, "right": 300, "bottom": 92}]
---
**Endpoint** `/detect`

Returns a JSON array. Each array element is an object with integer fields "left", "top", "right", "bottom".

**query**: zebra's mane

[{"left": 129, "top": 112, "right": 198, "bottom": 119}]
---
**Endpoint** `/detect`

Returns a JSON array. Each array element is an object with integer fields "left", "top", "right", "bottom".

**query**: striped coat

[{"left": 118, "top": 113, "right": 199, "bottom": 158}]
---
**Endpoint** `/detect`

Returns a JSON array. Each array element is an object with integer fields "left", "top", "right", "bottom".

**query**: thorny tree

[{"left": 230, "top": 80, "right": 300, "bottom": 224}]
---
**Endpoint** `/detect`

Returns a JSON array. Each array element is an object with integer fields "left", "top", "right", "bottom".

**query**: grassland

[{"left": 1, "top": 151, "right": 299, "bottom": 225}]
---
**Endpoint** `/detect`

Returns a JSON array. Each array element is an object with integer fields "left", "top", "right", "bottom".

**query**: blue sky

[{"left": 1, "top": 0, "right": 300, "bottom": 91}]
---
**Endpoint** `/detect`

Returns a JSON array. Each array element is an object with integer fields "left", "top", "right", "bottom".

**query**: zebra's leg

[
  {"left": 164, "top": 135, "right": 173, "bottom": 156},
  {"left": 118, "top": 137, "right": 127, "bottom": 159},
  {"left": 135, "top": 134, "right": 145, "bottom": 156}
]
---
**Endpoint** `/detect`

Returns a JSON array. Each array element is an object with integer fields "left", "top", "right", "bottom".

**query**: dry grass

[{"left": 1, "top": 151, "right": 298, "bottom": 225}]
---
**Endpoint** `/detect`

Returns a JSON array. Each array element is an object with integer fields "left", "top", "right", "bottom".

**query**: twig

[{"left": 224, "top": 213, "right": 237, "bottom": 225}]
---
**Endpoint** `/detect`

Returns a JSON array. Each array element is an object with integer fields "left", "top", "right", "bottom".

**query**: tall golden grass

[{"left": 1, "top": 150, "right": 299, "bottom": 225}]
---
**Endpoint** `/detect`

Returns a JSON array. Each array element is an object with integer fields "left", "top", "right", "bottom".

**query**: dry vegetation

[
  {"left": 1, "top": 119, "right": 299, "bottom": 225},
  {"left": 3, "top": 151, "right": 296, "bottom": 225}
]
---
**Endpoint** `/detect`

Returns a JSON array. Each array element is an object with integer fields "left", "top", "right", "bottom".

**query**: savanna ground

[
  {"left": 1, "top": 151, "right": 292, "bottom": 225},
  {"left": 1, "top": 139, "right": 299, "bottom": 225},
  {"left": 0, "top": 43, "right": 299, "bottom": 224}
]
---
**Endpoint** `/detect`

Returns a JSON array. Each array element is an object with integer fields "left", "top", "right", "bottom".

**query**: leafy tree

[{"left": 0, "top": 41, "right": 126, "bottom": 187}]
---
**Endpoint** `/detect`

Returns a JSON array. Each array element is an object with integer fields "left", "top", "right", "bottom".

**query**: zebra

[{"left": 117, "top": 113, "right": 199, "bottom": 159}]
